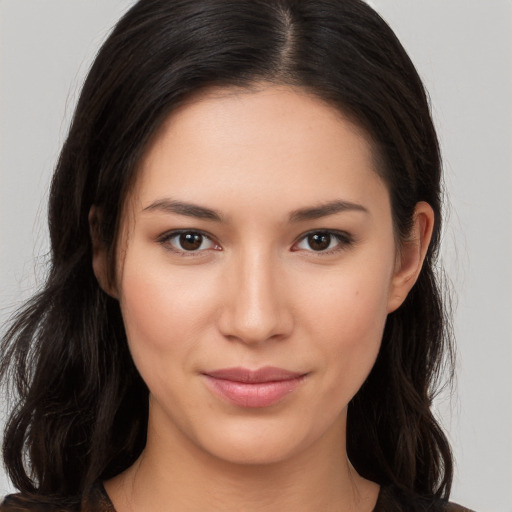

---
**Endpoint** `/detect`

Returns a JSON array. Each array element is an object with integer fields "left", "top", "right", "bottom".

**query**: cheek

[
  {"left": 304, "top": 265, "right": 391, "bottom": 342},
  {"left": 298, "top": 261, "right": 392, "bottom": 391},
  {"left": 117, "top": 255, "right": 218, "bottom": 365}
]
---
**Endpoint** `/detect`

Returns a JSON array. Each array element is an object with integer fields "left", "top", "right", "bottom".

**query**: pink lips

[{"left": 203, "top": 367, "right": 306, "bottom": 408}]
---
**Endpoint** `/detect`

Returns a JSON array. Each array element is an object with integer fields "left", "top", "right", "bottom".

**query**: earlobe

[
  {"left": 89, "top": 207, "right": 118, "bottom": 299},
  {"left": 387, "top": 201, "right": 434, "bottom": 313}
]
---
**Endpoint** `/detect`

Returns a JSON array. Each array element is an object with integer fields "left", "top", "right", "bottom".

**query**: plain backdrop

[{"left": 1, "top": 1, "right": 511, "bottom": 511}]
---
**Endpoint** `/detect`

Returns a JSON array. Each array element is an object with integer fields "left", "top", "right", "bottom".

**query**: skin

[{"left": 92, "top": 85, "right": 434, "bottom": 512}]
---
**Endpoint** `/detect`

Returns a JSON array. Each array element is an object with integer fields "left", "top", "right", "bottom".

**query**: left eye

[
  {"left": 162, "top": 231, "right": 218, "bottom": 252},
  {"left": 293, "top": 231, "right": 350, "bottom": 252}
]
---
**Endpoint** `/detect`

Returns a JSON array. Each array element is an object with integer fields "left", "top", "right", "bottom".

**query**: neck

[{"left": 105, "top": 407, "right": 379, "bottom": 512}]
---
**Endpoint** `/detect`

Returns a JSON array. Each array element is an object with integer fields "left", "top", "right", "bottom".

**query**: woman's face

[{"left": 96, "top": 85, "right": 426, "bottom": 466}]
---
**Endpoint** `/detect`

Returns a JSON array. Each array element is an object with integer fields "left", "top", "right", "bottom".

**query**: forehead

[{"left": 127, "top": 84, "right": 388, "bottom": 219}]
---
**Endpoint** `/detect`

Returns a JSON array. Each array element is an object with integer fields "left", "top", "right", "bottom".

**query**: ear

[
  {"left": 387, "top": 201, "right": 434, "bottom": 313},
  {"left": 89, "top": 206, "right": 119, "bottom": 299}
]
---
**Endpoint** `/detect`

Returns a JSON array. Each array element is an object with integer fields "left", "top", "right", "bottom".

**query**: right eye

[{"left": 158, "top": 231, "right": 221, "bottom": 254}]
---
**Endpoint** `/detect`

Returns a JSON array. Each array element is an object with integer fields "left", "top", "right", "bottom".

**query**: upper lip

[{"left": 204, "top": 366, "right": 305, "bottom": 383}]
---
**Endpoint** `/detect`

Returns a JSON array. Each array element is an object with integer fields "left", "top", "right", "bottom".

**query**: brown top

[{"left": 0, "top": 482, "right": 475, "bottom": 512}]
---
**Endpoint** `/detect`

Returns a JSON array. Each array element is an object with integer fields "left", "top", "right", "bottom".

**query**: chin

[
  {"left": 205, "top": 436, "right": 303, "bottom": 467},
  {"left": 191, "top": 414, "right": 334, "bottom": 468}
]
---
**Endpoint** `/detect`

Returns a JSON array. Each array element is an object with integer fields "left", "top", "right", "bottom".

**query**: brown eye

[
  {"left": 161, "top": 231, "right": 218, "bottom": 253},
  {"left": 179, "top": 232, "right": 203, "bottom": 251},
  {"left": 292, "top": 230, "right": 352, "bottom": 254},
  {"left": 307, "top": 233, "right": 331, "bottom": 251}
]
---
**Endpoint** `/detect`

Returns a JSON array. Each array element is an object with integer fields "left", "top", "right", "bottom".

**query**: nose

[{"left": 217, "top": 250, "right": 294, "bottom": 345}]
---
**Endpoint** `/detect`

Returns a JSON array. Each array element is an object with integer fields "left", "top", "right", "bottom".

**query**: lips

[{"left": 202, "top": 366, "right": 306, "bottom": 408}]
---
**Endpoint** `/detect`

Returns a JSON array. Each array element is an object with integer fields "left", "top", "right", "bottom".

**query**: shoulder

[
  {"left": 445, "top": 502, "right": 475, "bottom": 512},
  {"left": 0, "top": 493, "right": 71, "bottom": 512},
  {"left": 376, "top": 485, "right": 476, "bottom": 512},
  {"left": 1, "top": 483, "right": 114, "bottom": 512}
]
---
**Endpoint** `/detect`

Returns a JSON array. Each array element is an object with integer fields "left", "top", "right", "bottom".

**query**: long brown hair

[{"left": 1, "top": 0, "right": 454, "bottom": 506}]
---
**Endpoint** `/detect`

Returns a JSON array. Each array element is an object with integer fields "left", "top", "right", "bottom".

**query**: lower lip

[{"left": 203, "top": 376, "right": 305, "bottom": 408}]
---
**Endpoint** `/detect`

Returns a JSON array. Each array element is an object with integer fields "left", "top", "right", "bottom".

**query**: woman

[{"left": 0, "top": 0, "right": 473, "bottom": 510}]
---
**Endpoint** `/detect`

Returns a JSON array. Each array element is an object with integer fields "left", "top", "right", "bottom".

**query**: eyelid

[
  {"left": 157, "top": 229, "right": 221, "bottom": 255},
  {"left": 291, "top": 229, "right": 354, "bottom": 254}
]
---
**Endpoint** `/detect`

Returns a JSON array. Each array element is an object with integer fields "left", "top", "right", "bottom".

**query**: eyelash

[
  {"left": 157, "top": 229, "right": 354, "bottom": 256},
  {"left": 157, "top": 229, "right": 220, "bottom": 256},
  {"left": 292, "top": 230, "right": 354, "bottom": 255}
]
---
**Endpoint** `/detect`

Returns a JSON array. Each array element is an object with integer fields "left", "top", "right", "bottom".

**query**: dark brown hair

[{"left": 1, "top": 0, "right": 454, "bottom": 507}]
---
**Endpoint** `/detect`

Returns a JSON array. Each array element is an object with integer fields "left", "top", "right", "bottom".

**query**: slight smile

[{"left": 202, "top": 367, "right": 308, "bottom": 408}]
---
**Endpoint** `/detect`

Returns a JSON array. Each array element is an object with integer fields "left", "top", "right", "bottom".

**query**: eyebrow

[
  {"left": 142, "top": 198, "right": 368, "bottom": 223},
  {"left": 288, "top": 200, "right": 369, "bottom": 222},
  {"left": 142, "top": 199, "right": 223, "bottom": 221}
]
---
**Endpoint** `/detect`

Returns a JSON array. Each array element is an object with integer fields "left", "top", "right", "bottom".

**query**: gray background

[{"left": 1, "top": 1, "right": 511, "bottom": 510}]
